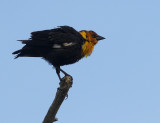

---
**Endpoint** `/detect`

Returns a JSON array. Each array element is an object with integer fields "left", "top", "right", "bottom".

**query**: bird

[{"left": 12, "top": 26, "right": 105, "bottom": 80}]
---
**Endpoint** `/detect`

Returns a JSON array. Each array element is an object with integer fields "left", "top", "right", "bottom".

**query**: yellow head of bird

[
  {"left": 80, "top": 30, "right": 105, "bottom": 45},
  {"left": 80, "top": 30, "right": 105, "bottom": 57}
]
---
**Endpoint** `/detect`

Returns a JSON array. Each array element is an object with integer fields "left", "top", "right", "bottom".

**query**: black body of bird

[{"left": 12, "top": 26, "right": 105, "bottom": 80}]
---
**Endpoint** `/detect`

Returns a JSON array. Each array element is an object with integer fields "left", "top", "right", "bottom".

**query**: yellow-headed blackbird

[{"left": 12, "top": 26, "right": 105, "bottom": 80}]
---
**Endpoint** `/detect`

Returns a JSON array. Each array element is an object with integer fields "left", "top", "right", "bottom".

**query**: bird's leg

[
  {"left": 59, "top": 67, "right": 70, "bottom": 76},
  {"left": 56, "top": 67, "right": 70, "bottom": 81},
  {"left": 56, "top": 67, "right": 71, "bottom": 98},
  {"left": 56, "top": 67, "right": 62, "bottom": 81}
]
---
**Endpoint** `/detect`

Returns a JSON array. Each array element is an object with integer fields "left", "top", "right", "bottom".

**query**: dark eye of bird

[{"left": 92, "top": 34, "right": 96, "bottom": 38}]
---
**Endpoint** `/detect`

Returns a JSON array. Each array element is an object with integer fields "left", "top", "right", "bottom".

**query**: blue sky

[{"left": 1, "top": 0, "right": 160, "bottom": 123}]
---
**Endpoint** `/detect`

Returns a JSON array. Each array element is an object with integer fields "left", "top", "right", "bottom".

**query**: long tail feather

[
  {"left": 17, "top": 40, "right": 28, "bottom": 44},
  {"left": 12, "top": 49, "right": 22, "bottom": 59},
  {"left": 12, "top": 49, "right": 21, "bottom": 54}
]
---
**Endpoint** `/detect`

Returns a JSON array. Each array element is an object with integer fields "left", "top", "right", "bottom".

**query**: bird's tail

[
  {"left": 12, "top": 40, "right": 30, "bottom": 59},
  {"left": 12, "top": 49, "right": 22, "bottom": 59},
  {"left": 12, "top": 46, "right": 50, "bottom": 59}
]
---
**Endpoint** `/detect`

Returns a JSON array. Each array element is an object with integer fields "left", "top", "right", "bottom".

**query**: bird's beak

[{"left": 96, "top": 35, "right": 105, "bottom": 41}]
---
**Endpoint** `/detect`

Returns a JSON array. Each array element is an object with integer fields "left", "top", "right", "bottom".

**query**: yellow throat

[
  {"left": 80, "top": 31, "right": 95, "bottom": 58},
  {"left": 81, "top": 41, "right": 94, "bottom": 57}
]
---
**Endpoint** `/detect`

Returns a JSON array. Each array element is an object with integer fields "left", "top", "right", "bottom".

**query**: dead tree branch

[{"left": 42, "top": 75, "right": 73, "bottom": 123}]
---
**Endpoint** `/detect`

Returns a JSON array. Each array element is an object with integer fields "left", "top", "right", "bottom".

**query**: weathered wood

[{"left": 43, "top": 75, "right": 73, "bottom": 123}]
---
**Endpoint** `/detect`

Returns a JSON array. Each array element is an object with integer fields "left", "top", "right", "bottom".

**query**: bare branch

[{"left": 43, "top": 75, "right": 73, "bottom": 123}]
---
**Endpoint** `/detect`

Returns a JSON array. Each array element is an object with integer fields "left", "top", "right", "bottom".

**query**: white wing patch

[
  {"left": 52, "top": 44, "right": 61, "bottom": 48},
  {"left": 52, "top": 42, "right": 76, "bottom": 48},
  {"left": 63, "top": 42, "right": 75, "bottom": 46}
]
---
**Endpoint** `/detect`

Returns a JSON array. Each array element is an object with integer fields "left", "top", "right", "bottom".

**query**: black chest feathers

[{"left": 44, "top": 45, "right": 82, "bottom": 67}]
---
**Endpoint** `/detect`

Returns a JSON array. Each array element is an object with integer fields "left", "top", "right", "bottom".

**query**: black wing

[
  {"left": 13, "top": 26, "right": 85, "bottom": 58},
  {"left": 27, "top": 26, "right": 84, "bottom": 46}
]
